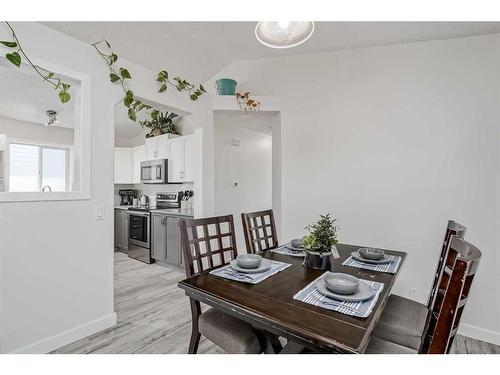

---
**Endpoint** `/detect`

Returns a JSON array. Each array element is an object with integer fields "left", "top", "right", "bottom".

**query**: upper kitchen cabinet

[
  {"left": 132, "top": 145, "right": 146, "bottom": 184},
  {"left": 145, "top": 133, "right": 178, "bottom": 160},
  {"left": 114, "top": 147, "right": 133, "bottom": 184},
  {"left": 168, "top": 135, "right": 194, "bottom": 183}
]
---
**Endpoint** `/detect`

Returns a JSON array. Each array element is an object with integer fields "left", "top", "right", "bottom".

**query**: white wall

[
  {"left": 0, "top": 22, "right": 211, "bottom": 353},
  {"left": 0, "top": 116, "right": 74, "bottom": 145},
  {"left": 214, "top": 112, "right": 273, "bottom": 251},
  {"left": 209, "top": 33, "right": 500, "bottom": 344}
]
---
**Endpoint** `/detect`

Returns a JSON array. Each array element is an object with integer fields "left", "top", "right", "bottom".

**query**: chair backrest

[
  {"left": 179, "top": 215, "right": 238, "bottom": 277},
  {"left": 421, "top": 236, "right": 481, "bottom": 354},
  {"left": 427, "top": 220, "right": 467, "bottom": 308},
  {"left": 241, "top": 209, "right": 279, "bottom": 254}
]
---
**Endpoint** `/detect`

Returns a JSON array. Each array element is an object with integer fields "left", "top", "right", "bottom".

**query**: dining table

[{"left": 178, "top": 243, "right": 407, "bottom": 354}]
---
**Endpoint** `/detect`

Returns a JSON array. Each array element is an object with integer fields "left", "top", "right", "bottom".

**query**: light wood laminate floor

[{"left": 53, "top": 252, "right": 499, "bottom": 354}]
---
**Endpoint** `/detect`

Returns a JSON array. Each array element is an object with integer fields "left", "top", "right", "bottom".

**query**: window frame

[
  {"left": 8, "top": 140, "right": 71, "bottom": 193},
  {"left": 0, "top": 56, "right": 91, "bottom": 202}
]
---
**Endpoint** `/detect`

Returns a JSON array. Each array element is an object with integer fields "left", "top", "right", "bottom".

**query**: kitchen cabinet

[
  {"left": 114, "top": 209, "right": 129, "bottom": 252},
  {"left": 168, "top": 135, "right": 194, "bottom": 183},
  {"left": 145, "top": 134, "right": 178, "bottom": 160},
  {"left": 151, "top": 213, "right": 182, "bottom": 266},
  {"left": 132, "top": 145, "right": 146, "bottom": 183},
  {"left": 114, "top": 147, "right": 132, "bottom": 183}
]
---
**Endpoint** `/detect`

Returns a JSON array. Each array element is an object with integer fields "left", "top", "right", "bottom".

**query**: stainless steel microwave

[{"left": 140, "top": 159, "right": 168, "bottom": 184}]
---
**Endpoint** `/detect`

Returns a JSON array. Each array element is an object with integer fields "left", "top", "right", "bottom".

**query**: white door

[
  {"left": 145, "top": 137, "right": 158, "bottom": 159},
  {"left": 114, "top": 147, "right": 132, "bottom": 183},
  {"left": 132, "top": 145, "right": 146, "bottom": 183},
  {"left": 168, "top": 137, "right": 184, "bottom": 182},
  {"left": 183, "top": 136, "right": 193, "bottom": 182}
]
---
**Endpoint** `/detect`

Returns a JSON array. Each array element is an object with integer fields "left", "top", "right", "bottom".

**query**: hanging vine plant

[
  {"left": 1, "top": 22, "right": 207, "bottom": 126},
  {"left": 1, "top": 21, "right": 72, "bottom": 103}
]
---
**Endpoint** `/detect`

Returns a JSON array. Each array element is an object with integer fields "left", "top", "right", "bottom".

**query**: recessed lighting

[{"left": 255, "top": 21, "right": 315, "bottom": 49}]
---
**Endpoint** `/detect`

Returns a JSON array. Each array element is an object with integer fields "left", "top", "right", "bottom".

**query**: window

[{"left": 9, "top": 143, "right": 69, "bottom": 192}]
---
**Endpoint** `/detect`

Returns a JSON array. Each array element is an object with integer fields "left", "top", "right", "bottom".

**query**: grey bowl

[
  {"left": 291, "top": 238, "right": 304, "bottom": 248},
  {"left": 359, "top": 248, "right": 385, "bottom": 260},
  {"left": 324, "top": 273, "right": 360, "bottom": 295},
  {"left": 236, "top": 254, "right": 262, "bottom": 269}
]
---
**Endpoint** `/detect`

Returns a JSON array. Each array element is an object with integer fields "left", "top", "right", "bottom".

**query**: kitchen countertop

[{"left": 114, "top": 206, "right": 194, "bottom": 217}]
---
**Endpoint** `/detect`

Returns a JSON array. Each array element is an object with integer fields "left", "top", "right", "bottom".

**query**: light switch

[{"left": 95, "top": 207, "right": 105, "bottom": 220}]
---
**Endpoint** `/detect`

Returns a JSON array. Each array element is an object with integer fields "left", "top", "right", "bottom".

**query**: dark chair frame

[
  {"left": 179, "top": 215, "right": 238, "bottom": 353},
  {"left": 420, "top": 236, "right": 481, "bottom": 353},
  {"left": 427, "top": 220, "right": 466, "bottom": 309},
  {"left": 241, "top": 209, "right": 279, "bottom": 254}
]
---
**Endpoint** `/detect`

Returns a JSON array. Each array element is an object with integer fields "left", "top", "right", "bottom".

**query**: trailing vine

[
  {"left": 1, "top": 21, "right": 72, "bottom": 103},
  {"left": 1, "top": 22, "right": 207, "bottom": 126},
  {"left": 92, "top": 39, "right": 206, "bottom": 122}
]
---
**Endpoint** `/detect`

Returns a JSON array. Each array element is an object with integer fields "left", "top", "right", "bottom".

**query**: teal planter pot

[{"left": 216, "top": 78, "right": 238, "bottom": 95}]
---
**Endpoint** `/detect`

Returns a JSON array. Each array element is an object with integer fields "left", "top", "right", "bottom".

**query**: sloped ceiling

[{"left": 42, "top": 21, "right": 500, "bottom": 84}]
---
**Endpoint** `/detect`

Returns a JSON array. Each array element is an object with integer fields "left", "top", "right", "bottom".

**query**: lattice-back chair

[
  {"left": 367, "top": 236, "right": 482, "bottom": 354},
  {"left": 179, "top": 215, "right": 262, "bottom": 354},
  {"left": 374, "top": 220, "right": 466, "bottom": 351},
  {"left": 241, "top": 209, "right": 279, "bottom": 254},
  {"left": 420, "top": 236, "right": 481, "bottom": 353},
  {"left": 427, "top": 220, "right": 467, "bottom": 308}
]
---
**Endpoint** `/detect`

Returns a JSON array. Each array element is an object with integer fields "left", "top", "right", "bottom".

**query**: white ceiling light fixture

[
  {"left": 45, "top": 110, "right": 59, "bottom": 127},
  {"left": 255, "top": 21, "right": 315, "bottom": 49}
]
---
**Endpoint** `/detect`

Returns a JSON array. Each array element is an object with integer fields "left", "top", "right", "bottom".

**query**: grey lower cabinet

[
  {"left": 152, "top": 213, "right": 184, "bottom": 267},
  {"left": 114, "top": 209, "right": 128, "bottom": 252}
]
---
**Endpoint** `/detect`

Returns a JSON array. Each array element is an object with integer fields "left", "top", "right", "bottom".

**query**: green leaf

[
  {"left": 59, "top": 91, "right": 71, "bottom": 103},
  {"left": 47, "top": 72, "right": 54, "bottom": 78},
  {"left": 157, "top": 70, "right": 168, "bottom": 82},
  {"left": 190, "top": 94, "right": 198, "bottom": 101},
  {"left": 109, "top": 73, "right": 120, "bottom": 82},
  {"left": 124, "top": 90, "right": 134, "bottom": 107},
  {"left": 1, "top": 40, "right": 17, "bottom": 48},
  {"left": 128, "top": 108, "right": 137, "bottom": 121},
  {"left": 62, "top": 83, "right": 71, "bottom": 91},
  {"left": 111, "top": 53, "right": 118, "bottom": 64},
  {"left": 199, "top": 84, "right": 206, "bottom": 93},
  {"left": 119, "top": 67, "right": 131, "bottom": 79},
  {"left": 6, "top": 51, "right": 21, "bottom": 67},
  {"left": 105, "top": 39, "right": 111, "bottom": 49},
  {"left": 158, "top": 84, "right": 167, "bottom": 93}
]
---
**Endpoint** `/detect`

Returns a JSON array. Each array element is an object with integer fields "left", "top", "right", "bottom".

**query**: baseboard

[
  {"left": 10, "top": 312, "right": 117, "bottom": 354},
  {"left": 459, "top": 323, "right": 500, "bottom": 346}
]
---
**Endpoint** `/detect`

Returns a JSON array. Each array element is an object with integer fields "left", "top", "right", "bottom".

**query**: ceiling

[
  {"left": 43, "top": 21, "right": 500, "bottom": 84},
  {"left": 0, "top": 59, "right": 79, "bottom": 128}
]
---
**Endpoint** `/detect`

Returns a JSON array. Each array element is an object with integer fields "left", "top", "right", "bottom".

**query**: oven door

[{"left": 128, "top": 211, "right": 150, "bottom": 248}]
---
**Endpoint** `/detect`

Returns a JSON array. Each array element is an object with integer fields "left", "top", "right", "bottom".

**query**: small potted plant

[
  {"left": 302, "top": 214, "right": 339, "bottom": 270},
  {"left": 140, "top": 110, "right": 179, "bottom": 138}
]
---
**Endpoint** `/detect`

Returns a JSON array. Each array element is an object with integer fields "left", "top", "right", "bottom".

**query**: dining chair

[
  {"left": 179, "top": 215, "right": 262, "bottom": 354},
  {"left": 373, "top": 220, "right": 466, "bottom": 350},
  {"left": 241, "top": 209, "right": 279, "bottom": 254},
  {"left": 366, "top": 236, "right": 481, "bottom": 354}
]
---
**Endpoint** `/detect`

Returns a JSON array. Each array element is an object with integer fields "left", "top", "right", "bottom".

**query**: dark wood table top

[{"left": 178, "top": 243, "right": 407, "bottom": 353}]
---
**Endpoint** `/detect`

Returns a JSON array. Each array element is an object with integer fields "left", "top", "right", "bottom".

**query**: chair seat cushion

[
  {"left": 198, "top": 308, "right": 261, "bottom": 354},
  {"left": 365, "top": 336, "right": 418, "bottom": 354},
  {"left": 374, "top": 294, "right": 428, "bottom": 350}
]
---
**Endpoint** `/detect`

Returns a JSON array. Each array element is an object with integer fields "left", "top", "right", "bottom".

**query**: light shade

[{"left": 255, "top": 21, "right": 315, "bottom": 49}]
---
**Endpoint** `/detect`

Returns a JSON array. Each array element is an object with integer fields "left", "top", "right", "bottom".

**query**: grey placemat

[
  {"left": 342, "top": 254, "right": 402, "bottom": 274},
  {"left": 271, "top": 244, "right": 306, "bottom": 257},
  {"left": 293, "top": 274, "right": 384, "bottom": 318},
  {"left": 209, "top": 260, "right": 291, "bottom": 284}
]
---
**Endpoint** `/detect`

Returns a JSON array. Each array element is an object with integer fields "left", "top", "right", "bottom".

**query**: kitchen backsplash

[{"left": 114, "top": 182, "right": 194, "bottom": 206}]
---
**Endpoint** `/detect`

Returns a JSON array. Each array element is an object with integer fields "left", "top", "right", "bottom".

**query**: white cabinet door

[
  {"left": 132, "top": 145, "right": 146, "bottom": 183},
  {"left": 157, "top": 134, "right": 170, "bottom": 159},
  {"left": 114, "top": 147, "right": 132, "bottom": 183},
  {"left": 168, "top": 137, "right": 185, "bottom": 182},
  {"left": 183, "top": 136, "right": 194, "bottom": 182},
  {"left": 145, "top": 137, "right": 158, "bottom": 160}
]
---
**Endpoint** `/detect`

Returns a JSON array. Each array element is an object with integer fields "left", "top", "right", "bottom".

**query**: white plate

[
  {"left": 351, "top": 250, "right": 392, "bottom": 264},
  {"left": 315, "top": 278, "right": 374, "bottom": 302},
  {"left": 230, "top": 259, "right": 272, "bottom": 274}
]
